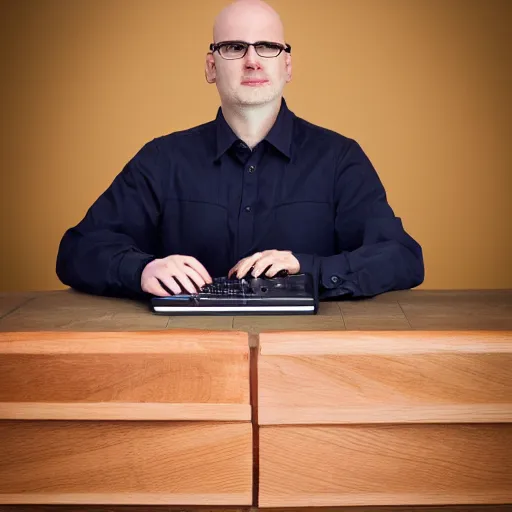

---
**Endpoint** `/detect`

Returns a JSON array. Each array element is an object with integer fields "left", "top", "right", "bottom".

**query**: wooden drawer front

[
  {"left": 259, "top": 424, "right": 512, "bottom": 507},
  {"left": 0, "top": 420, "right": 252, "bottom": 505},
  {"left": 0, "top": 331, "right": 250, "bottom": 421},
  {"left": 259, "top": 331, "right": 512, "bottom": 424}
]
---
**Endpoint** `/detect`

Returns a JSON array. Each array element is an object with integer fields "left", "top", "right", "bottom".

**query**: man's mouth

[{"left": 241, "top": 78, "right": 269, "bottom": 86}]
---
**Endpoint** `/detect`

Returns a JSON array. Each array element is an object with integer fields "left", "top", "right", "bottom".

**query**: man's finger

[
  {"left": 264, "top": 264, "right": 286, "bottom": 278},
  {"left": 172, "top": 271, "right": 198, "bottom": 294},
  {"left": 157, "top": 276, "right": 181, "bottom": 295},
  {"left": 148, "top": 277, "right": 172, "bottom": 297},
  {"left": 252, "top": 256, "right": 275, "bottom": 277},
  {"left": 182, "top": 265, "right": 207, "bottom": 289},
  {"left": 229, "top": 259, "right": 245, "bottom": 278},
  {"left": 183, "top": 256, "right": 212, "bottom": 283},
  {"left": 228, "top": 263, "right": 240, "bottom": 278},
  {"left": 236, "top": 263, "right": 253, "bottom": 279},
  {"left": 236, "top": 253, "right": 263, "bottom": 278}
]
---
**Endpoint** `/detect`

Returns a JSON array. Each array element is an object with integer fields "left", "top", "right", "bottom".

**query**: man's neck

[{"left": 221, "top": 98, "right": 282, "bottom": 149}]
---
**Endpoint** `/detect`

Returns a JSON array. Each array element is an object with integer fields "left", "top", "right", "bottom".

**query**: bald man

[{"left": 56, "top": 0, "right": 424, "bottom": 300}]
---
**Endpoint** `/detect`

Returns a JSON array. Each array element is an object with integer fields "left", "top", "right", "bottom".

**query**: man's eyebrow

[{"left": 215, "top": 40, "right": 247, "bottom": 44}]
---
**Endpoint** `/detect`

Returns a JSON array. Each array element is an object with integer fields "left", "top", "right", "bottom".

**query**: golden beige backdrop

[{"left": 1, "top": 0, "right": 511, "bottom": 292}]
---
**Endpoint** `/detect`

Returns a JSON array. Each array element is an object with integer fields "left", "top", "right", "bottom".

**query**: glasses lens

[
  {"left": 255, "top": 43, "right": 281, "bottom": 57},
  {"left": 220, "top": 43, "right": 247, "bottom": 59}
]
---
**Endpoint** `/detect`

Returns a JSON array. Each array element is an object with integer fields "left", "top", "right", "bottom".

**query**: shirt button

[
  {"left": 238, "top": 142, "right": 247, "bottom": 149},
  {"left": 244, "top": 206, "right": 252, "bottom": 213},
  {"left": 248, "top": 165, "right": 255, "bottom": 173},
  {"left": 330, "top": 275, "right": 340, "bottom": 284}
]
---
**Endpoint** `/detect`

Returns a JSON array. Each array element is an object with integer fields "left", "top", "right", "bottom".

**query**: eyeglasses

[{"left": 209, "top": 40, "right": 291, "bottom": 60}]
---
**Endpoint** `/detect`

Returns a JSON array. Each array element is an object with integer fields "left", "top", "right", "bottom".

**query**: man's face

[{"left": 206, "top": 3, "right": 292, "bottom": 107}]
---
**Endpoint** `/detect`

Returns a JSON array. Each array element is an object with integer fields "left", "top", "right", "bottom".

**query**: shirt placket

[{"left": 237, "top": 144, "right": 264, "bottom": 259}]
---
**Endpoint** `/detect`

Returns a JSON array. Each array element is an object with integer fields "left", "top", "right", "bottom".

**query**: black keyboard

[{"left": 151, "top": 273, "right": 317, "bottom": 315}]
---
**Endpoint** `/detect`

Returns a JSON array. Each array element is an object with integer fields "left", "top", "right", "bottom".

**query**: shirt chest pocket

[{"left": 272, "top": 201, "right": 334, "bottom": 255}]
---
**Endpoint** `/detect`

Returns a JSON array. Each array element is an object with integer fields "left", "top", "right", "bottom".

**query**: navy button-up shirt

[{"left": 56, "top": 98, "right": 424, "bottom": 299}]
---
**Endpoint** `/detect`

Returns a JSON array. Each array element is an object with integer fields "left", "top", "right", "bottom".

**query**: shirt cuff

[
  {"left": 294, "top": 252, "right": 356, "bottom": 298},
  {"left": 117, "top": 251, "right": 156, "bottom": 297},
  {"left": 319, "top": 252, "right": 351, "bottom": 289}
]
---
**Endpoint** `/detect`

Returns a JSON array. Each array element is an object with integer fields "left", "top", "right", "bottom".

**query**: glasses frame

[{"left": 209, "top": 40, "right": 292, "bottom": 59}]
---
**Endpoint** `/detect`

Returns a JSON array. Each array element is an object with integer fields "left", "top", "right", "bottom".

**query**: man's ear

[
  {"left": 205, "top": 52, "right": 216, "bottom": 84},
  {"left": 285, "top": 53, "right": 292, "bottom": 83}
]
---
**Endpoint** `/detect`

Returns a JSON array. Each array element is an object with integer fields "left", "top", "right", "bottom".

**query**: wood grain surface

[
  {"left": 0, "top": 421, "right": 252, "bottom": 505},
  {"left": 0, "top": 293, "right": 34, "bottom": 320},
  {"left": 1, "top": 290, "right": 510, "bottom": 332},
  {"left": 1, "top": 507, "right": 511, "bottom": 512},
  {"left": 259, "top": 424, "right": 512, "bottom": 507},
  {"left": 0, "top": 291, "right": 168, "bottom": 331},
  {"left": 1, "top": 291, "right": 511, "bottom": 509},
  {"left": 0, "top": 331, "right": 250, "bottom": 421},
  {"left": 0, "top": 506, "right": 511, "bottom": 512},
  {"left": 258, "top": 331, "right": 512, "bottom": 424}
]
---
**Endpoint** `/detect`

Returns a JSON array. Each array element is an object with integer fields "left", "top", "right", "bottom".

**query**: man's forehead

[{"left": 215, "top": 21, "right": 284, "bottom": 43}]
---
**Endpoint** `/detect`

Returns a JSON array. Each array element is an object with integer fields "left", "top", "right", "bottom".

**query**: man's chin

[{"left": 234, "top": 86, "right": 280, "bottom": 106}]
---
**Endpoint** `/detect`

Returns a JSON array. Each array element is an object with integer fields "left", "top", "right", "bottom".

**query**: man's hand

[
  {"left": 141, "top": 255, "right": 212, "bottom": 296},
  {"left": 228, "top": 250, "right": 300, "bottom": 279}
]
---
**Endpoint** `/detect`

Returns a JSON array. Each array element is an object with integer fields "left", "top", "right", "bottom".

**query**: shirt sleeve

[
  {"left": 294, "top": 139, "right": 424, "bottom": 299},
  {"left": 56, "top": 140, "right": 165, "bottom": 298}
]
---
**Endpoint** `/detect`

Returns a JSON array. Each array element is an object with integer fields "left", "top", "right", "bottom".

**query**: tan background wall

[{"left": 1, "top": 0, "right": 511, "bottom": 293}]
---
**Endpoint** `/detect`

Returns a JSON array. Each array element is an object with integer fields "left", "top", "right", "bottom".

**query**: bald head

[
  {"left": 206, "top": 0, "right": 292, "bottom": 109},
  {"left": 213, "top": 0, "right": 285, "bottom": 44}
]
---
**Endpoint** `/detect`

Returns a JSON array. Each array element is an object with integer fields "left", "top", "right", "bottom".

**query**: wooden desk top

[
  {"left": 1, "top": 289, "right": 511, "bottom": 332},
  {"left": 1, "top": 291, "right": 511, "bottom": 511}
]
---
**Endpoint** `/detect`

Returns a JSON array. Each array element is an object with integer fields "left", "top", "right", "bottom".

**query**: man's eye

[
  {"left": 226, "top": 44, "right": 245, "bottom": 52},
  {"left": 258, "top": 43, "right": 279, "bottom": 50}
]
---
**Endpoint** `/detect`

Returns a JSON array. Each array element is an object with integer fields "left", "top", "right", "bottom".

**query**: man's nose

[{"left": 243, "top": 45, "right": 262, "bottom": 69}]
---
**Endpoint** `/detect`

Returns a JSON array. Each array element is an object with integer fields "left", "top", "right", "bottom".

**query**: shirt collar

[{"left": 214, "top": 97, "right": 294, "bottom": 162}]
